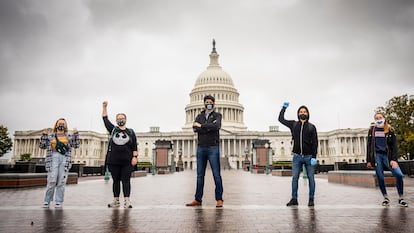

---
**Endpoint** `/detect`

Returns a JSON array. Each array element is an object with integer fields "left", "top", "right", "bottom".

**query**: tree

[
  {"left": 20, "top": 153, "right": 31, "bottom": 161},
  {"left": 0, "top": 125, "right": 13, "bottom": 157},
  {"left": 376, "top": 94, "right": 414, "bottom": 160}
]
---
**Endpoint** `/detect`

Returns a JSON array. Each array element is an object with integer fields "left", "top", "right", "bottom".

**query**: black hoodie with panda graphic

[{"left": 278, "top": 105, "right": 318, "bottom": 158}]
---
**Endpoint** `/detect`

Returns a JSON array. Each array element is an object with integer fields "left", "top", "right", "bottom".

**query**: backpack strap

[{"left": 107, "top": 127, "right": 117, "bottom": 152}]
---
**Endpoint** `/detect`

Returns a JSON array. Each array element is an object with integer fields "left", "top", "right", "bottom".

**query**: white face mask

[
  {"left": 205, "top": 104, "right": 213, "bottom": 110},
  {"left": 375, "top": 118, "right": 385, "bottom": 127}
]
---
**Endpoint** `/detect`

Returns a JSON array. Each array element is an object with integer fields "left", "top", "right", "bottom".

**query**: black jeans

[{"left": 108, "top": 164, "right": 133, "bottom": 197}]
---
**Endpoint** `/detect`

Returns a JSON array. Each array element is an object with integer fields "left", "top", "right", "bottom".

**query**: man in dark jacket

[
  {"left": 186, "top": 95, "right": 224, "bottom": 208},
  {"left": 278, "top": 102, "right": 318, "bottom": 207}
]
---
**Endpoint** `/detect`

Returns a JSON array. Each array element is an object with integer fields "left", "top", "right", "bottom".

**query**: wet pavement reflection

[
  {"left": 194, "top": 208, "right": 224, "bottom": 232},
  {"left": 109, "top": 209, "right": 132, "bottom": 232},
  {"left": 0, "top": 170, "right": 412, "bottom": 232},
  {"left": 43, "top": 209, "right": 65, "bottom": 233},
  {"left": 291, "top": 208, "right": 318, "bottom": 233}
]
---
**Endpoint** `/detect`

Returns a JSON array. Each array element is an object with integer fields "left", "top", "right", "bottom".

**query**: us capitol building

[{"left": 12, "top": 41, "right": 368, "bottom": 169}]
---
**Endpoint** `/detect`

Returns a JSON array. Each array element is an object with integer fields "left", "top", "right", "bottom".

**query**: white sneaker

[
  {"left": 108, "top": 200, "right": 120, "bottom": 208},
  {"left": 55, "top": 203, "right": 62, "bottom": 208},
  {"left": 42, "top": 202, "right": 49, "bottom": 208},
  {"left": 124, "top": 200, "right": 132, "bottom": 208}
]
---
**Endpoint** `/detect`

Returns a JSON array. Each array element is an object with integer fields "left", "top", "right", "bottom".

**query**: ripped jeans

[{"left": 44, "top": 152, "right": 69, "bottom": 204}]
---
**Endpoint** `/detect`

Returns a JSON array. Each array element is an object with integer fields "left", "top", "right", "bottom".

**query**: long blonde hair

[{"left": 53, "top": 118, "right": 68, "bottom": 133}]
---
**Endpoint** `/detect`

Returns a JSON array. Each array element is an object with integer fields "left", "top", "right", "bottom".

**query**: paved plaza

[{"left": 0, "top": 170, "right": 413, "bottom": 233}]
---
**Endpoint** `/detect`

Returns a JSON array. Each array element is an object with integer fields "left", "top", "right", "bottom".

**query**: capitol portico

[{"left": 12, "top": 41, "right": 369, "bottom": 169}]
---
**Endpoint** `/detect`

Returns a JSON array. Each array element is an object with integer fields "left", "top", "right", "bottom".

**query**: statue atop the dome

[{"left": 212, "top": 39, "right": 217, "bottom": 53}]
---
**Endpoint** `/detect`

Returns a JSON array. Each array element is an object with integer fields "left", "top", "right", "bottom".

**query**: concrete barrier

[
  {"left": 328, "top": 170, "right": 396, "bottom": 188},
  {"left": 272, "top": 170, "right": 292, "bottom": 176},
  {"left": 131, "top": 171, "right": 147, "bottom": 177},
  {"left": 0, "top": 172, "right": 78, "bottom": 188}
]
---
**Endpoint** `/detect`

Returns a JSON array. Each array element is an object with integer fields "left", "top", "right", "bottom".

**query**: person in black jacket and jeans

[
  {"left": 279, "top": 102, "right": 318, "bottom": 207},
  {"left": 366, "top": 112, "right": 407, "bottom": 207},
  {"left": 186, "top": 95, "right": 224, "bottom": 208}
]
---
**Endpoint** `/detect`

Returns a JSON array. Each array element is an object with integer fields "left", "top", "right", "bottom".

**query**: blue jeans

[
  {"left": 44, "top": 152, "right": 68, "bottom": 204},
  {"left": 195, "top": 146, "right": 223, "bottom": 202},
  {"left": 291, "top": 154, "right": 315, "bottom": 199},
  {"left": 375, "top": 152, "right": 404, "bottom": 197}
]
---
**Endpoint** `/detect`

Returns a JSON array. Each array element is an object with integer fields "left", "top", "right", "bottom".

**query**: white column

[
  {"left": 189, "top": 139, "right": 193, "bottom": 157},
  {"left": 221, "top": 139, "right": 225, "bottom": 157},
  {"left": 228, "top": 138, "right": 232, "bottom": 156},
  {"left": 351, "top": 137, "right": 354, "bottom": 155}
]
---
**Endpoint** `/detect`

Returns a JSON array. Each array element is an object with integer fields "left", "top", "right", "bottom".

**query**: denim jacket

[{"left": 39, "top": 132, "right": 80, "bottom": 172}]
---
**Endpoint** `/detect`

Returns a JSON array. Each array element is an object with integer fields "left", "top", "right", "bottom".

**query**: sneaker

[
  {"left": 399, "top": 199, "right": 408, "bottom": 207},
  {"left": 286, "top": 198, "right": 298, "bottom": 206},
  {"left": 42, "top": 202, "right": 49, "bottom": 208},
  {"left": 108, "top": 200, "right": 120, "bottom": 208},
  {"left": 308, "top": 198, "right": 314, "bottom": 207},
  {"left": 124, "top": 200, "right": 133, "bottom": 208},
  {"left": 55, "top": 203, "right": 62, "bottom": 208},
  {"left": 382, "top": 198, "right": 390, "bottom": 206}
]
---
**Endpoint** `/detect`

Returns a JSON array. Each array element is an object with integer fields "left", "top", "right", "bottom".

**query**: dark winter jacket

[
  {"left": 366, "top": 125, "right": 398, "bottom": 164},
  {"left": 193, "top": 110, "right": 222, "bottom": 146},
  {"left": 278, "top": 107, "right": 318, "bottom": 158}
]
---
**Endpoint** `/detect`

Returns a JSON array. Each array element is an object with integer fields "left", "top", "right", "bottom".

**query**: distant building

[{"left": 12, "top": 41, "right": 368, "bottom": 168}]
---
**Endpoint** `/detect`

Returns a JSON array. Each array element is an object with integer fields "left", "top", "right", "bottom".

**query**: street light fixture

[
  {"left": 265, "top": 143, "right": 269, "bottom": 175},
  {"left": 151, "top": 143, "right": 156, "bottom": 176}
]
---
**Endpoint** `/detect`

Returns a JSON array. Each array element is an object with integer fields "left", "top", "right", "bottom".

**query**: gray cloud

[{"left": 0, "top": 0, "right": 413, "bottom": 141}]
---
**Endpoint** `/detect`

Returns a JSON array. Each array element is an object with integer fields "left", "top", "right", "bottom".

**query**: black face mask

[
  {"left": 57, "top": 125, "right": 65, "bottom": 131},
  {"left": 299, "top": 114, "right": 308, "bottom": 120},
  {"left": 117, "top": 120, "right": 126, "bottom": 126}
]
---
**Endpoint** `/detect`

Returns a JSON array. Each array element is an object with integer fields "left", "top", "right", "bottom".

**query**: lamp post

[
  {"left": 250, "top": 151, "right": 254, "bottom": 174},
  {"left": 170, "top": 150, "right": 174, "bottom": 173},
  {"left": 244, "top": 148, "right": 249, "bottom": 172},
  {"left": 151, "top": 144, "right": 156, "bottom": 176},
  {"left": 104, "top": 165, "right": 110, "bottom": 181},
  {"left": 265, "top": 143, "right": 269, "bottom": 175},
  {"left": 303, "top": 164, "right": 308, "bottom": 179},
  {"left": 178, "top": 148, "right": 183, "bottom": 171}
]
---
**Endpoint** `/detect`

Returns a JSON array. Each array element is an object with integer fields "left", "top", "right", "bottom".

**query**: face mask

[
  {"left": 375, "top": 119, "right": 385, "bottom": 127},
  {"left": 205, "top": 104, "right": 213, "bottom": 110},
  {"left": 57, "top": 125, "right": 65, "bottom": 131},
  {"left": 299, "top": 114, "right": 308, "bottom": 120},
  {"left": 117, "top": 120, "right": 126, "bottom": 126}
]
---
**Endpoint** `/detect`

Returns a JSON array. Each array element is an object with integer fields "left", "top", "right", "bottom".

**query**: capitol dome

[{"left": 183, "top": 40, "right": 247, "bottom": 132}]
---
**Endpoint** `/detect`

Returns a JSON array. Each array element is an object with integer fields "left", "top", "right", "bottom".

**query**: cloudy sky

[{"left": 1, "top": 0, "right": 413, "bottom": 142}]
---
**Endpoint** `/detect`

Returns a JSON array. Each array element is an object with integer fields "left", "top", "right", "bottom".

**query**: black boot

[
  {"left": 308, "top": 198, "right": 314, "bottom": 207},
  {"left": 286, "top": 198, "right": 298, "bottom": 206}
]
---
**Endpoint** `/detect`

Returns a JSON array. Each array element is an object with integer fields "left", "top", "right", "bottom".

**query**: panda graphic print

[
  {"left": 103, "top": 116, "right": 138, "bottom": 165},
  {"left": 107, "top": 128, "right": 137, "bottom": 165},
  {"left": 112, "top": 131, "right": 130, "bottom": 146}
]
